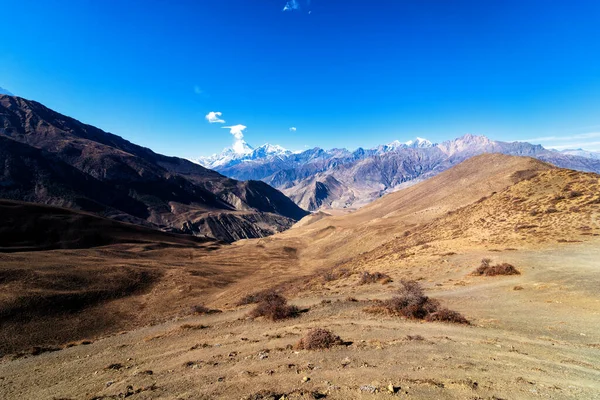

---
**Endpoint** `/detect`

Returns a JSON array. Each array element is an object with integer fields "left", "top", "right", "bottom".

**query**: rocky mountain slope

[
  {"left": 0, "top": 95, "right": 308, "bottom": 241},
  {"left": 199, "top": 134, "right": 600, "bottom": 211}
]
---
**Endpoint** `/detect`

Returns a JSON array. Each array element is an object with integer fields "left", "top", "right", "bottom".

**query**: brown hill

[{"left": 0, "top": 95, "right": 308, "bottom": 242}]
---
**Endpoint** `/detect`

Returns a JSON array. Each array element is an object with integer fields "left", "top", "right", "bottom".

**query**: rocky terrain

[
  {"left": 1, "top": 154, "right": 598, "bottom": 399},
  {"left": 0, "top": 95, "right": 308, "bottom": 242},
  {"left": 199, "top": 134, "right": 600, "bottom": 211}
]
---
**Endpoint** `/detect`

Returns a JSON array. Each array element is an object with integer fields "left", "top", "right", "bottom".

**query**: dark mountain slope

[
  {"left": 0, "top": 200, "right": 217, "bottom": 252},
  {"left": 0, "top": 95, "right": 308, "bottom": 241}
]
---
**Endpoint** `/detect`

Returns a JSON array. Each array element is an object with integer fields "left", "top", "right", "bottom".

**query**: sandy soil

[{"left": 1, "top": 240, "right": 599, "bottom": 400}]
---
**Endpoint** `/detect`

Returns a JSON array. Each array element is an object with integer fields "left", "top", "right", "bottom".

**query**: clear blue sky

[{"left": 2, "top": 0, "right": 600, "bottom": 157}]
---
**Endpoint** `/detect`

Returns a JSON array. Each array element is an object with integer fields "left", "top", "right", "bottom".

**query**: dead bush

[
  {"left": 236, "top": 289, "right": 278, "bottom": 306},
  {"left": 425, "top": 308, "right": 469, "bottom": 324},
  {"left": 248, "top": 292, "right": 299, "bottom": 321},
  {"left": 473, "top": 260, "right": 520, "bottom": 276},
  {"left": 295, "top": 328, "right": 344, "bottom": 350},
  {"left": 358, "top": 271, "right": 392, "bottom": 285},
  {"left": 365, "top": 280, "right": 468, "bottom": 324}
]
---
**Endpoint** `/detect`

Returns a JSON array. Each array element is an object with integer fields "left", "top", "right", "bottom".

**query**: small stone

[
  {"left": 360, "top": 385, "right": 377, "bottom": 393},
  {"left": 106, "top": 381, "right": 114, "bottom": 387},
  {"left": 388, "top": 383, "right": 399, "bottom": 393},
  {"left": 302, "top": 376, "right": 310, "bottom": 382}
]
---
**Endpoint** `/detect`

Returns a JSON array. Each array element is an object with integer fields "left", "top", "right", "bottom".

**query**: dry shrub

[
  {"left": 236, "top": 289, "right": 278, "bottom": 306},
  {"left": 248, "top": 292, "right": 299, "bottom": 321},
  {"left": 295, "top": 328, "right": 344, "bottom": 350},
  {"left": 358, "top": 271, "right": 392, "bottom": 285},
  {"left": 365, "top": 280, "right": 468, "bottom": 324},
  {"left": 473, "top": 259, "right": 520, "bottom": 276},
  {"left": 425, "top": 308, "right": 469, "bottom": 324}
]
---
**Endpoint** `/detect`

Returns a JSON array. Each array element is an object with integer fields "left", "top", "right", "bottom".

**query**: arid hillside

[{"left": 1, "top": 154, "right": 599, "bottom": 399}]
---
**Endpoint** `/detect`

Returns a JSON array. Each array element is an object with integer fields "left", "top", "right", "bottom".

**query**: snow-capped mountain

[
  {"left": 556, "top": 148, "right": 600, "bottom": 160},
  {"left": 197, "top": 142, "right": 293, "bottom": 169},
  {"left": 405, "top": 137, "right": 434, "bottom": 148},
  {"left": 196, "top": 134, "right": 600, "bottom": 211}
]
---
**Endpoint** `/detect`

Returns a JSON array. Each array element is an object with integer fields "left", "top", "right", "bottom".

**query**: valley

[{"left": 1, "top": 152, "right": 599, "bottom": 399}]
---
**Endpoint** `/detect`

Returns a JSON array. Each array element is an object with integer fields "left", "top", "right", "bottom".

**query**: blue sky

[{"left": 2, "top": 0, "right": 600, "bottom": 157}]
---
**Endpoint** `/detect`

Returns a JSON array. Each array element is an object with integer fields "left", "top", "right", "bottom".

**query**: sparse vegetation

[
  {"left": 473, "top": 259, "right": 520, "bottom": 276},
  {"left": 425, "top": 308, "right": 470, "bottom": 324},
  {"left": 236, "top": 289, "right": 279, "bottom": 306},
  {"left": 365, "top": 280, "right": 469, "bottom": 324},
  {"left": 248, "top": 292, "right": 300, "bottom": 321},
  {"left": 358, "top": 271, "right": 392, "bottom": 285},
  {"left": 295, "top": 328, "right": 344, "bottom": 350}
]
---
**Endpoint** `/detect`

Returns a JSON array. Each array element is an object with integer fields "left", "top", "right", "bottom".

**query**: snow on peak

[
  {"left": 405, "top": 137, "right": 433, "bottom": 148},
  {"left": 195, "top": 142, "right": 291, "bottom": 169}
]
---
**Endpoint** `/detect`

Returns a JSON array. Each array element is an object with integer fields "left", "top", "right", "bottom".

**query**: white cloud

[
  {"left": 205, "top": 111, "right": 225, "bottom": 124},
  {"left": 289, "top": 127, "right": 297, "bottom": 132},
  {"left": 223, "top": 124, "right": 248, "bottom": 154},
  {"left": 283, "top": 0, "right": 300, "bottom": 11},
  {"left": 223, "top": 124, "right": 247, "bottom": 140}
]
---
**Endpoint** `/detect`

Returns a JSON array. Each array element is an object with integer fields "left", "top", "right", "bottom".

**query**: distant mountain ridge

[
  {"left": 0, "top": 95, "right": 308, "bottom": 242},
  {"left": 197, "top": 134, "right": 600, "bottom": 211}
]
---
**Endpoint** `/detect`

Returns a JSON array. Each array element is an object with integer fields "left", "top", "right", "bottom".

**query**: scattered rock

[{"left": 360, "top": 385, "right": 378, "bottom": 393}]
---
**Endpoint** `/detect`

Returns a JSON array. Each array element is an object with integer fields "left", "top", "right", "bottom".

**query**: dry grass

[
  {"left": 365, "top": 280, "right": 469, "bottom": 324},
  {"left": 295, "top": 328, "right": 344, "bottom": 350},
  {"left": 473, "top": 259, "right": 521, "bottom": 276}
]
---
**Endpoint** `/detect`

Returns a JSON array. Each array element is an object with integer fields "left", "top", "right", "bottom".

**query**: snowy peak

[
  {"left": 405, "top": 137, "right": 433, "bottom": 148},
  {"left": 196, "top": 142, "right": 291, "bottom": 169}
]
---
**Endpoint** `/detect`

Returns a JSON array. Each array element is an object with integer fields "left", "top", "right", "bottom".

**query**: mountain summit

[
  {"left": 199, "top": 133, "right": 600, "bottom": 211},
  {"left": 197, "top": 142, "right": 293, "bottom": 169}
]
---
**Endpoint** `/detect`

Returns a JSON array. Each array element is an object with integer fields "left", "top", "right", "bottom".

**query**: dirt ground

[
  {"left": 1, "top": 240, "right": 599, "bottom": 400},
  {"left": 1, "top": 155, "right": 599, "bottom": 399}
]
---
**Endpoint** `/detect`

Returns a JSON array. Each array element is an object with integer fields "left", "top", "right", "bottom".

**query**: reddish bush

[
  {"left": 473, "top": 259, "right": 520, "bottom": 276},
  {"left": 365, "top": 280, "right": 468, "bottom": 324},
  {"left": 295, "top": 328, "right": 344, "bottom": 350},
  {"left": 248, "top": 292, "right": 299, "bottom": 321},
  {"left": 425, "top": 308, "right": 469, "bottom": 324},
  {"left": 236, "top": 289, "right": 278, "bottom": 306}
]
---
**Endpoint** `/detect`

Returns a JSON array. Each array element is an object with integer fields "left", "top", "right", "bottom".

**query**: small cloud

[
  {"left": 205, "top": 111, "right": 225, "bottom": 124},
  {"left": 283, "top": 0, "right": 300, "bottom": 11},
  {"left": 289, "top": 127, "right": 297, "bottom": 132}
]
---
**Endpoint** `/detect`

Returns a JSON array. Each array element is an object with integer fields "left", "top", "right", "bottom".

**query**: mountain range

[
  {"left": 197, "top": 135, "right": 600, "bottom": 211},
  {"left": 0, "top": 95, "right": 308, "bottom": 242}
]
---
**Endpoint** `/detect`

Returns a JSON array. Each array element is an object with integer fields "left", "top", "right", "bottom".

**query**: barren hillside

[{"left": 1, "top": 154, "right": 599, "bottom": 399}]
